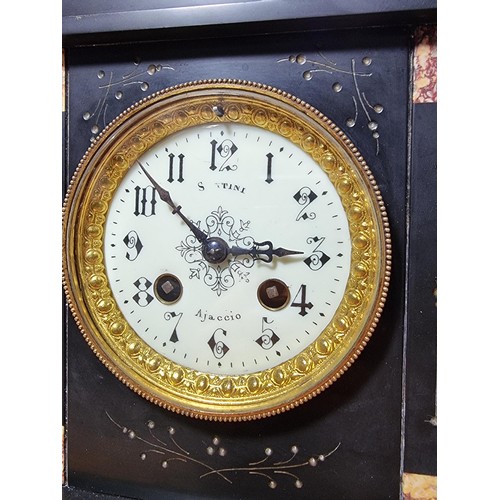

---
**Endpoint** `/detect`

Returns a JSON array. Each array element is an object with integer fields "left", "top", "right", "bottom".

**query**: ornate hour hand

[
  {"left": 229, "top": 241, "right": 303, "bottom": 263},
  {"left": 138, "top": 161, "right": 208, "bottom": 244},
  {"left": 138, "top": 162, "right": 301, "bottom": 265},
  {"left": 197, "top": 237, "right": 303, "bottom": 265}
]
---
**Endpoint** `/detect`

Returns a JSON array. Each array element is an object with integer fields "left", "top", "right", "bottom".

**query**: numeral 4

[{"left": 291, "top": 284, "right": 314, "bottom": 316}]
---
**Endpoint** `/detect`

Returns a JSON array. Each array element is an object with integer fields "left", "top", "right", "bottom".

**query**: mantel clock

[{"left": 62, "top": 79, "right": 391, "bottom": 421}]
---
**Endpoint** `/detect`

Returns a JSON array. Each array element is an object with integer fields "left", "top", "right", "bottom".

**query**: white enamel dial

[{"left": 104, "top": 122, "right": 351, "bottom": 376}]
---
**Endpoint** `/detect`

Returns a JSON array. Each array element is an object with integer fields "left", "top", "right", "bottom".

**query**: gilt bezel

[{"left": 62, "top": 79, "right": 391, "bottom": 421}]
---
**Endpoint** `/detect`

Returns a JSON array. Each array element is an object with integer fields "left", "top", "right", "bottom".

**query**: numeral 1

[{"left": 265, "top": 153, "right": 274, "bottom": 183}]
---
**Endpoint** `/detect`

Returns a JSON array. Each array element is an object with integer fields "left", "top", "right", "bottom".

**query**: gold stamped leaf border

[{"left": 63, "top": 80, "right": 391, "bottom": 421}]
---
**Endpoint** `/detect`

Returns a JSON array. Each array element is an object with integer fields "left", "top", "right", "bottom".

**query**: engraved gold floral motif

[{"left": 63, "top": 80, "right": 391, "bottom": 420}]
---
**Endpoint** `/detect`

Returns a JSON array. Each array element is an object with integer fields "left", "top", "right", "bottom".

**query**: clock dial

[
  {"left": 63, "top": 80, "right": 391, "bottom": 420},
  {"left": 104, "top": 122, "right": 351, "bottom": 376}
]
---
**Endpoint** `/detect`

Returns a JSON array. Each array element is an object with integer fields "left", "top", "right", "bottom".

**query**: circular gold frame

[{"left": 63, "top": 79, "right": 391, "bottom": 421}]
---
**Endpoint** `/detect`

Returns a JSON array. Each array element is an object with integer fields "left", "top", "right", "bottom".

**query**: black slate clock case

[{"left": 62, "top": 2, "right": 437, "bottom": 498}]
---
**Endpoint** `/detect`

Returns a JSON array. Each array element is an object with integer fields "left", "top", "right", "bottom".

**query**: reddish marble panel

[
  {"left": 403, "top": 472, "right": 437, "bottom": 500},
  {"left": 413, "top": 26, "right": 437, "bottom": 103}
]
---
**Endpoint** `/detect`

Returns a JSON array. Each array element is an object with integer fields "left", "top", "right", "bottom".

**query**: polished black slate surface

[
  {"left": 63, "top": 20, "right": 435, "bottom": 499},
  {"left": 403, "top": 102, "right": 437, "bottom": 476},
  {"left": 62, "top": 0, "right": 436, "bottom": 45}
]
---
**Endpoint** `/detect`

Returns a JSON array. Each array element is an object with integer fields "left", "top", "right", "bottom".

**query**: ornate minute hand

[
  {"left": 138, "top": 161, "right": 208, "bottom": 244},
  {"left": 138, "top": 162, "right": 301, "bottom": 265},
  {"left": 229, "top": 241, "right": 303, "bottom": 263}
]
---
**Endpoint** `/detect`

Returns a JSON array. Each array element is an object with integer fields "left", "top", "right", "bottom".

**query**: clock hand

[
  {"left": 138, "top": 161, "right": 208, "bottom": 244},
  {"left": 229, "top": 240, "right": 303, "bottom": 263},
  {"left": 199, "top": 237, "right": 303, "bottom": 265},
  {"left": 138, "top": 162, "right": 301, "bottom": 265}
]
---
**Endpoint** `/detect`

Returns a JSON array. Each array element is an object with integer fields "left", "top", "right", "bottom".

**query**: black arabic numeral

[
  {"left": 255, "top": 317, "right": 280, "bottom": 350},
  {"left": 168, "top": 153, "right": 185, "bottom": 183},
  {"left": 304, "top": 236, "right": 331, "bottom": 270},
  {"left": 209, "top": 139, "right": 238, "bottom": 171},
  {"left": 291, "top": 284, "right": 314, "bottom": 316},
  {"left": 265, "top": 153, "right": 274, "bottom": 183},
  {"left": 293, "top": 187, "right": 317, "bottom": 221},
  {"left": 208, "top": 328, "right": 230, "bottom": 359},
  {"left": 123, "top": 230, "right": 143, "bottom": 261},
  {"left": 134, "top": 185, "right": 157, "bottom": 217},
  {"left": 209, "top": 140, "right": 218, "bottom": 171},
  {"left": 164, "top": 312, "right": 183, "bottom": 344},
  {"left": 132, "top": 277, "right": 154, "bottom": 307}
]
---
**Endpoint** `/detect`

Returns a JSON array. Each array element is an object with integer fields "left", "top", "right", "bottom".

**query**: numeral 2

[{"left": 293, "top": 187, "right": 317, "bottom": 221}]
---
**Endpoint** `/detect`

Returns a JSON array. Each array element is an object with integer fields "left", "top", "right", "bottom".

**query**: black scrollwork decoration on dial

[{"left": 63, "top": 80, "right": 391, "bottom": 420}]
